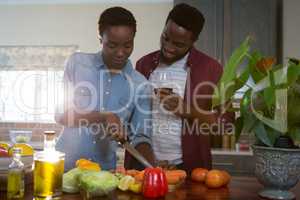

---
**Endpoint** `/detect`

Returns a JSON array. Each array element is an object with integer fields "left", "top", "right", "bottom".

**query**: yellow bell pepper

[
  {"left": 129, "top": 181, "right": 142, "bottom": 194},
  {"left": 76, "top": 159, "right": 101, "bottom": 171}
]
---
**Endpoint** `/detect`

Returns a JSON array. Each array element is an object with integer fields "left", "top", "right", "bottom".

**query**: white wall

[
  {"left": 0, "top": 3, "right": 172, "bottom": 64},
  {"left": 283, "top": 0, "right": 300, "bottom": 60}
]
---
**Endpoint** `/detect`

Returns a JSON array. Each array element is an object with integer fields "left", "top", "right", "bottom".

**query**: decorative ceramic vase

[{"left": 252, "top": 145, "right": 300, "bottom": 200}]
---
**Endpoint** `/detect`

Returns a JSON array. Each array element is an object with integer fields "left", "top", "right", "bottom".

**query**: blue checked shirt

[{"left": 55, "top": 52, "right": 152, "bottom": 171}]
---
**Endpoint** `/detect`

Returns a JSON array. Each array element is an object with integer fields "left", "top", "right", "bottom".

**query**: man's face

[
  {"left": 101, "top": 25, "right": 134, "bottom": 70},
  {"left": 160, "top": 20, "right": 195, "bottom": 64}
]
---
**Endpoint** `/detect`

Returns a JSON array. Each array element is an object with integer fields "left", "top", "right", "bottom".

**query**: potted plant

[{"left": 212, "top": 37, "right": 300, "bottom": 200}]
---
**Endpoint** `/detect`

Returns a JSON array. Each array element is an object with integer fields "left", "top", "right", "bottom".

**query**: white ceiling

[{"left": 0, "top": 0, "right": 172, "bottom": 5}]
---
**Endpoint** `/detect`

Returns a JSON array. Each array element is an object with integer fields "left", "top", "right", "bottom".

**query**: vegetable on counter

[
  {"left": 117, "top": 175, "right": 143, "bottom": 194},
  {"left": 129, "top": 181, "right": 142, "bottom": 194},
  {"left": 63, "top": 168, "right": 84, "bottom": 193},
  {"left": 118, "top": 175, "right": 135, "bottom": 191},
  {"left": 76, "top": 159, "right": 101, "bottom": 171},
  {"left": 63, "top": 159, "right": 103, "bottom": 194},
  {"left": 125, "top": 169, "right": 140, "bottom": 177},
  {"left": 133, "top": 170, "right": 144, "bottom": 182},
  {"left": 191, "top": 168, "right": 208, "bottom": 182},
  {"left": 142, "top": 167, "right": 168, "bottom": 198},
  {"left": 79, "top": 171, "right": 119, "bottom": 198},
  {"left": 191, "top": 168, "right": 231, "bottom": 189},
  {"left": 63, "top": 163, "right": 187, "bottom": 198},
  {"left": 165, "top": 170, "right": 187, "bottom": 184}
]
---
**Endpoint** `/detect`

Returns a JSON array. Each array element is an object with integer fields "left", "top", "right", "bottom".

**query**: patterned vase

[{"left": 252, "top": 145, "right": 300, "bottom": 200}]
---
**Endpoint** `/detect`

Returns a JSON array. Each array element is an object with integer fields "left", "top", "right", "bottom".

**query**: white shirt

[{"left": 149, "top": 54, "right": 188, "bottom": 165}]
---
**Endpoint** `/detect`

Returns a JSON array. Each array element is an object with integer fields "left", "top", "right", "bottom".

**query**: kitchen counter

[{"left": 1, "top": 176, "right": 299, "bottom": 200}]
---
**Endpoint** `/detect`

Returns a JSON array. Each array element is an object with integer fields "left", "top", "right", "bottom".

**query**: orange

[
  {"left": 221, "top": 170, "right": 231, "bottom": 185},
  {"left": 191, "top": 168, "right": 208, "bottom": 182},
  {"left": 205, "top": 170, "right": 225, "bottom": 188}
]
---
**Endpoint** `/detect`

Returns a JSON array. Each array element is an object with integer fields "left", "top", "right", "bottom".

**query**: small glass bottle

[
  {"left": 7, "top": 147, "right": 25, "bottom": 200},
  {"left": 33, "top": 131, "right": 65, "bottom": 199}
]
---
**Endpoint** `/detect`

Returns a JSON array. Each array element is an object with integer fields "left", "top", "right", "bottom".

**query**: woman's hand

[{"left": 105, "top": 113, "right": 127, "bottom": 142}]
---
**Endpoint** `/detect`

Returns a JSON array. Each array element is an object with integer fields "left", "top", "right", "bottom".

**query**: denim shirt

[{"left": 56, "top": 52, "right": 152, "bottom": 171}]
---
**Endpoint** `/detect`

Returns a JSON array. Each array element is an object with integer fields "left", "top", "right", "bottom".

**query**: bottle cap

[{"left": 44, "top": 131, "right": 56, "bottom": 141}]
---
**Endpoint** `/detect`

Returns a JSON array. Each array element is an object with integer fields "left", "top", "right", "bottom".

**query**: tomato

[
  {"left": 205, "top": 170, "right": 225, "bottom": 188},
  {"left": 221, "top": 170, "right": 231, "bottom": 185},
  {"left": 191, "top": 168, "right": 208, "bottom": 182}
]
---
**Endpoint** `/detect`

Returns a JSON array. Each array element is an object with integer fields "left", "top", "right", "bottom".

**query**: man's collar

[{"left": 151, "top": 47, "right": 197, "bottom": 69}]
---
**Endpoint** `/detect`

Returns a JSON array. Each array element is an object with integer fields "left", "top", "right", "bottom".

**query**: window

[{"left": 0, "top": 46, "right": 77, "bottom": 123}]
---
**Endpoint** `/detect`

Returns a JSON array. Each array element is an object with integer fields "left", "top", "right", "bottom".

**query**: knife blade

[{"left": 119, "top": 140, "right": 153, "bottom": 168}]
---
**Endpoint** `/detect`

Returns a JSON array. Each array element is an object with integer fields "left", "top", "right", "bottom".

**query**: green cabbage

[
  {"left": 79, "top": 171, "right": 119, "bottom": 197},
  {"left": 62, "top": 168, "right": 83, "bottom": 193}
]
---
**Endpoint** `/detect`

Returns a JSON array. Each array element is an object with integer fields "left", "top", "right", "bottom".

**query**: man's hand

[
  {"left": 157, "top": 89, "right": 185, "bottom": 117},
  {"left": 156, "top": 89, "right": 218, "bottom": 124}
]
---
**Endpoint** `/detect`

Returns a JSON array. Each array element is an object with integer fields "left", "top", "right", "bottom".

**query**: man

[
  {"left": 131, "top": 3, "right": 234, "bottom": 173},
  {"left": 55, "top": 7, "right": 154, "bottom": 171}
]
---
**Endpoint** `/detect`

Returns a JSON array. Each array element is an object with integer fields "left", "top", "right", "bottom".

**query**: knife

[{"left": 118, "top": 139, "right": 153, "bottom": 168}]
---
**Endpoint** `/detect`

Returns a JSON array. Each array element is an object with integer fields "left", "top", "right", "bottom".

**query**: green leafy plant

[{"left": 212, "top": 37, "right": 300, "bottom": 147}]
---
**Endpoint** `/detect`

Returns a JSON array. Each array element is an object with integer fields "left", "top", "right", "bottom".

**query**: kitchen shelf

[
  {"left": 211, "top": 148, "right": 253, "bottom": 156},
  {"left": 212, "top": 149, "right": 255, "bottom": 176}
]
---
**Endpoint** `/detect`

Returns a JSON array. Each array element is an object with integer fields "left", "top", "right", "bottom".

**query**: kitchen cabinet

[{"left": 212, "top": 150, "right": 255, "bottom": 176}]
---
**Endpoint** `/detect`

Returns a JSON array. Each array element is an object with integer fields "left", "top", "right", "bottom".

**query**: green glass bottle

[{"left": 7, "top": 147, "right": 25, "bottom": 200}]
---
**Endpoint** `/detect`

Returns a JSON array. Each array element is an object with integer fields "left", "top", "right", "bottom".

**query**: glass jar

[
  {"left": 33, "top": 131, "right": 65, "bottom": 199},
  {"left": 7, "top": 147, "right": 25, "bottom": 200}
]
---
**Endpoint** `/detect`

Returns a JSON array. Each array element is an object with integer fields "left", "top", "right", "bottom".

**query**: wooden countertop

[{"left": 1, "top": 176, "right": 299, "bottom": 200}]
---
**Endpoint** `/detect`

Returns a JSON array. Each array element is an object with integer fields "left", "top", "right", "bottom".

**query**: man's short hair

[
  {"left": 98, "top": 7, "right": 136, "bottom": 36},
  {"left": 166, "top": 3, "right": 205, "bottom": 40}
]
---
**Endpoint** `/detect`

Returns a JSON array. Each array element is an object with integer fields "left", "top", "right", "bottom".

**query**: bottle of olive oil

[
  {"left": 33, "top": 131, "right": 65, "bottom": 199},
  {"left": 7, "top": 147, "right": 25, "bottom": 200}
]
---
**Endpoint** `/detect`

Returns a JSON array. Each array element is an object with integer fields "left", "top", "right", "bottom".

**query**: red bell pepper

[{"left": 142, "top": 167, "right": 168, "bottom": 198}]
